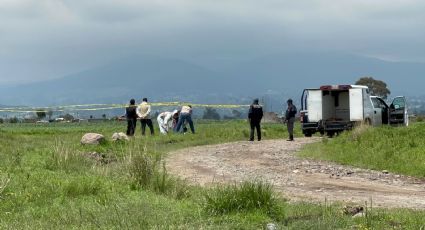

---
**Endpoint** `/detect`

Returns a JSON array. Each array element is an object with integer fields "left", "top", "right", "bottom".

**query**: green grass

[
  {"left": 1, "top": 120, "right": 425, "bottom": 229},
  {"left": 300, "top": 122, "right": 425, "bottom": 177}
]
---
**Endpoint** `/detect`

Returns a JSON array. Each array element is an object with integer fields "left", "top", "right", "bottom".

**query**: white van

[{"left": 300, "top": 85, "right": 408, "bottom": 137}]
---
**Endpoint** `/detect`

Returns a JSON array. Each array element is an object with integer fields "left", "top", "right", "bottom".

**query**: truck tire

[
  {"left": 327, "top": 131, "right": 335, "bottom": 138},
  {"left": 304, "top": 132, "right": 312, "bottom": 137}
]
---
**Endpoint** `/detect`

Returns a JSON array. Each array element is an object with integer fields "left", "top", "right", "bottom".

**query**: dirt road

[{"left": 166, "top": 138, "right": 425, "bottom": 209}]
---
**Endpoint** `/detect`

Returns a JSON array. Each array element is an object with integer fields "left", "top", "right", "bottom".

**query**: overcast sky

[{"left": 0, "top": 0, "right": 424, "bottom": 85}]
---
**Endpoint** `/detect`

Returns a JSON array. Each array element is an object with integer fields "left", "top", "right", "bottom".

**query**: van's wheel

[{"left": 304, "top": 132, "right": 312, "bottom": 137}]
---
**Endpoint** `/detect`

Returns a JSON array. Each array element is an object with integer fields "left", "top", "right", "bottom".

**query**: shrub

[
  {"left": 204, "top": 181, "right": 284, "bottom": 218},
  {"left": 45, "top": 141, "right": 91, "bottom": 172},
  {"left": 63, "top": 177, "right": 103, "bottom": 197},
  {"left": 127, "top": 148, "right": 190, "bottom": 199},
  {"left": 9, "top": 117, "right": 18, "bottom": 123}
]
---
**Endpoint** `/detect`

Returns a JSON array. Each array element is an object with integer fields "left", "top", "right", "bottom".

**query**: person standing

[
  {"left": 125, "top": 99, "right": 138, "bottom": 136},
  {"left": 248, "top": 99, "right": 263, "bottom": 141},
  {"left": 174, "top": 105, "right": 195, "bottom": 134},
  {"left": 285, "top": 99, "right": 297, "bottom": 141},
  {"left": 137, "top": 98, "right": 154, "bottom": 135},
  {"left": 157, "top": 111, "right": 173, "bottom": 134}
]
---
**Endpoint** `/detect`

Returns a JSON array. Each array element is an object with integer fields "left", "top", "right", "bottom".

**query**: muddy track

[{"left": 166, "top": 138, "right": 425, "bottom": 209}]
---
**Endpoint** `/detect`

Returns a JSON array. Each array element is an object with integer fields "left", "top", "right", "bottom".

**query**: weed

[
  {"left": 204, "top": 181, "right": 284, "bottom": 219},
  {"left": 0, "top": 173, "right": 11, "bottom": 199}
]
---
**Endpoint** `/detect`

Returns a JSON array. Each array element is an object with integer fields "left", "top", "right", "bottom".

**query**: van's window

[
  {"left": 371, "top": 98, "right": 380, "bottom": 108},
  {"left": 392, "top": 97, "right": 405, "bottom": 110}
]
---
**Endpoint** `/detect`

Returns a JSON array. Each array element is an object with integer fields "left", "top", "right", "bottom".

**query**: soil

[{"left": 166, "top": 138, "right": 425, "bottom": 209}]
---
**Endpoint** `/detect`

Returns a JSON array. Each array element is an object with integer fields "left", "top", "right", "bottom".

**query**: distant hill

[{"left": 0, "top": 52, "right": 424, "bottom": 109}]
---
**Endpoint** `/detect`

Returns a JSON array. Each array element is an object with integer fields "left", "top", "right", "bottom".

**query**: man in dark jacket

[
  {"left": 125, "top": 99, "right": 138, "bottom": 136},
  {"left": 248, "top": 98, "right": 263, "bottom": 141},
  {"left": 285, "top": 99, "right": 297, "bottom": 141}
]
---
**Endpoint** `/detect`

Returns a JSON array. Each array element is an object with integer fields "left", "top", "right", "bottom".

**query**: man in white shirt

[{"left": 137, "top": 98, "right": 154, "bottom": 135}]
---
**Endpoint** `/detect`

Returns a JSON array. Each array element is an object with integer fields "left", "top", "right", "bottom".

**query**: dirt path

[{"left": 166, "top": 138, "right": 425, "bottom": 209}]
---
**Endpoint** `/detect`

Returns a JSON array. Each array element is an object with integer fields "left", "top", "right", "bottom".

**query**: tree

[
  {"left": 35, "top": 109, "right": 47, "bottom": 120},
  {"left": 62, "top": 114, "right": 74, "bottom": 121},
  {"left": 202, "top": 107, "right": 221, "bottom": 120},
  {"left": 47, "top": 110, "right": 53, "bottom": 120},
  {"left": 9, "top": 117, "right": 19, "bottom": 123},
  {"left": 355, "top": 77, "right": 391, "bottom": 99},
  {"left": 231, "top": 109, "right": 242, "bottom": 119}
]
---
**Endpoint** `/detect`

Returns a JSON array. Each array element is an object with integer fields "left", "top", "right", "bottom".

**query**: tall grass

[
  {"left": 300, "top": 122, "right": 425, "bottom": 177},
  {"left": 1, "top": 121, "right": 425, "bottom": 229},
  {"left": 204, "top": 181, "right": 285, "bottom": 219}
]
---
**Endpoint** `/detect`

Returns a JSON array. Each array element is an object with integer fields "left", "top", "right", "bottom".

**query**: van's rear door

[
  {"left": 306, "top": 89, "right": 322, "bottom": 122},
  {"left": 390, "top": 96, "right": 409, "bottom": 126},
  {"left": 349, "top": 88, "right": 364, "bottom": 121}
]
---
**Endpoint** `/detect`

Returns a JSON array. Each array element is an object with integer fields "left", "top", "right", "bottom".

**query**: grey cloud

[{"left": 0, "top": 0, "right": 424, "bottom": 84}]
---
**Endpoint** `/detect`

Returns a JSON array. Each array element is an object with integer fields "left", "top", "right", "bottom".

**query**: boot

[{"left": 287, "top": 135, "right": 294, "bottom": 141}]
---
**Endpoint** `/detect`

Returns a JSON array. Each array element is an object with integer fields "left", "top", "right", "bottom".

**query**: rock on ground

[
  {"left": 81, "top": 133, "right": 105, "bottom": 145},
  {"left": 112, "top": 132, "right": 129, "bottom": 141}
]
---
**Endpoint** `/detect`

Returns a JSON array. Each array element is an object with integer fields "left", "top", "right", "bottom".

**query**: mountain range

[{"left": 0, "top": 52, "right": 424, "bottom": 111}]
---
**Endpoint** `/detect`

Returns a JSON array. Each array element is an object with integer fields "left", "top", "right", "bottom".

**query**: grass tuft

[{"left": 204, "top": 181, "right": 284, "bottom": 219}]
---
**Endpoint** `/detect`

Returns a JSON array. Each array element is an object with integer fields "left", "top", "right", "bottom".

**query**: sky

[{"left": 0, "top": 0, "right": 424, "bottom": 85}]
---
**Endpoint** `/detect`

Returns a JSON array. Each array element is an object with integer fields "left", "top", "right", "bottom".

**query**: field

[
  {"left": 300, "top": 122, "right": 425, "bottom": 178},
  {"left": 1, "top": 120, "right": 425, "bottom": 229}
]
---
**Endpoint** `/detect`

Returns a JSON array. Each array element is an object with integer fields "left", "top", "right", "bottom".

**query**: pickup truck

[{"left": 300, "top": 85, "right": 408, "bottom": 137}]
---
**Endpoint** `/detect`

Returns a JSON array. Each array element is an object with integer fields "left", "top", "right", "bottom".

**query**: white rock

[
  {"left": 81, "top": 133, "right": 105, "bottom": 145},
  {"left": 112, "top": 132, "right": 129, "bottom": 141},
  {"left": 352, "top": 212, "right": 366, "bottom": 219},
  {"left": 266, "top": 223, "right": 277, "bottom": 230}
]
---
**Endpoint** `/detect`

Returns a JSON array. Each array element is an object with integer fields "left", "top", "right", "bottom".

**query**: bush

[
  {"left": 45, "top": 141, "right": 91, "bottom": 172},
  {"left": 128, "top": 149, "right": 190, "bottom": 199},
  {"left": 9, "top": 117, "right": 19, "bottom": 123},
  {"left": 204, "top": 181, "right": 284, "bottom": 218},
  {"left": 63, "top": 177, "right": 103, "bottom": 197}
]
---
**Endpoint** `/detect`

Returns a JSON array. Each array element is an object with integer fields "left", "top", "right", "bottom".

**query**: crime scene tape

[{"left": 0, "top": 102, "right": 250, "bottom": 113}]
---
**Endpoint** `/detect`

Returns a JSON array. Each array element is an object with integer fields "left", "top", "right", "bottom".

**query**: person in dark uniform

[
  {"left": 125, "top": 99, "right": 138, "bottom": 136},
  {"left": 248, "top": 98, "right": 263, "bottom": 141},
  {"left": 285, "top": 99, "right": 297, "bottom": 141}
]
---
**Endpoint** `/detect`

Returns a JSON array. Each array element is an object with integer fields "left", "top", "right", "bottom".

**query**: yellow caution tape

[{"left": 0, "top": 102, "right": 249, "bottom": 113}]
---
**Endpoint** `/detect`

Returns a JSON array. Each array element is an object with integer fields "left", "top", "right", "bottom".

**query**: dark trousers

[
  {"left": 287, "top": 117, "right": 295, "bottom": 140},
  {"left": 250, "top": 120, "right": 261, "bottom": 141},
  {"left": 127, "top": 118, "right": 137, "bottom": 136},
  {"left": 140, "top": 119, "right": 154, "bottom": 135}
]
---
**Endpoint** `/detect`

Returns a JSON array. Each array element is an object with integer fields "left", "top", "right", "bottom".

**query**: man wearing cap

[
  {"left": 248, "top": 99, "right": 263, "bottom": 141},
  {"left": 285, "top": 99, "right": 297, "bottom": 141}
]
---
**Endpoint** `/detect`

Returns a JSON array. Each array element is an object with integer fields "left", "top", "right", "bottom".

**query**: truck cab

[{"left": 370, "top": 96, "right": 409, "bottom": 127}]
